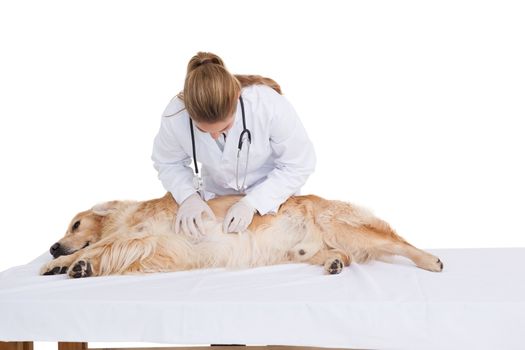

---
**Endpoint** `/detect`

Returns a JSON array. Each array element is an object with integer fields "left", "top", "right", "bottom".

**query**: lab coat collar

[{"left": 194, "top": 98, "right": 244, "bottom": 162}]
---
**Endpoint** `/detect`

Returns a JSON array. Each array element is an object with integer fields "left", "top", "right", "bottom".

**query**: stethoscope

[{"left": 189, "top": 96, "right": 252, "bottom": 195}]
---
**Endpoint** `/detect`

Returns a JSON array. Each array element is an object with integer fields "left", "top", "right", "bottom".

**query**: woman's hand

[
  {"left": 223, "top": 198, "right": 256, "bottom": 234},
  {"left": 174, "top": 193, "right": 216, "bottom": 237}
]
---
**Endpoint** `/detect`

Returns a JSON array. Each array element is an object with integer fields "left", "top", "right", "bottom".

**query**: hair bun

[{"left": 187, "top": 52, "right": 225, "bottom": 74}]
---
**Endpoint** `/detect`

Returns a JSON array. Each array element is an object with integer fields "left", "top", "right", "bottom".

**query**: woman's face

[{"left": 194, "top": 114, "right": 235, "bottom": 140}]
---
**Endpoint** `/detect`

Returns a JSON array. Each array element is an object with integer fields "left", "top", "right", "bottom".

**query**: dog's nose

[{"left": 50, "top": 243, "right": 60, "bottom": 256}]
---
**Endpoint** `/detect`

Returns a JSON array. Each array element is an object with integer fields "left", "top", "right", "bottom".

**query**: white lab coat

[{"left": 151, "top": 84, "right": 316, "bottom": 215}]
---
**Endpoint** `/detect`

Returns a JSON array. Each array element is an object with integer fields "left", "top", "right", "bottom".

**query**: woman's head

[
  {"left": 182, "top": 52, "right": 241, "bottom": 125},
  {"left": 177, "top": 51, "right": 282, "bottom": 139}
]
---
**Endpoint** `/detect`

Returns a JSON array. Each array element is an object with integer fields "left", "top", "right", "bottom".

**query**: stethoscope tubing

[{"left": 190, "top": 96, "right": 251, "bottom": 193}]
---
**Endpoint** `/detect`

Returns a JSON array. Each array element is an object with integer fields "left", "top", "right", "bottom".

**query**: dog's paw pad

[
  {"left": 69, "top": 260, "right": 93, "bottom": 278},
  {"left": 326, "top": 259, "right": 344, "bottom": 275},
  {"left": 42, "top": 266, "right": 68, "bottom": 275}
]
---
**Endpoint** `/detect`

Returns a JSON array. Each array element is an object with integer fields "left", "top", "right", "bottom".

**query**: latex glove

[
  {"left": 174, "top": 193, "right": 216, "bottom": 237},
  {"left": 223, "top": 198, "right": 256, "bottom": 234}
]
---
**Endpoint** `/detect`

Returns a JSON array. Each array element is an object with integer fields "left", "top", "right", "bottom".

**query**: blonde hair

[{"left": 175, "top": 52, "right": 282, "bottom": 123}]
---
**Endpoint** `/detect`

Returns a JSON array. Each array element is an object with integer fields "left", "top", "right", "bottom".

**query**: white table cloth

[{"left": 1, "top": 248, "right": 525, "bottom": 350}]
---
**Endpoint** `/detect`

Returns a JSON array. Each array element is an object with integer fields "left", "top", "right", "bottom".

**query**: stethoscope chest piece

[{"left": 192, "top": 174, "right": 203, "bottom": 192}]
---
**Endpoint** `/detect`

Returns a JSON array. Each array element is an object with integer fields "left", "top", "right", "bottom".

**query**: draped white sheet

[{"left": 1, "top": 248, "right": 525, "bottom": 350}]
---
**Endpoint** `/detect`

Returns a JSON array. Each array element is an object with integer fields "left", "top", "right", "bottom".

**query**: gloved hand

[
  {"left": 223, "top": 198, "right": 257, "bottom": 234},
  {"left": 174, "top": 193, "right": 216, "bottom": 237}
]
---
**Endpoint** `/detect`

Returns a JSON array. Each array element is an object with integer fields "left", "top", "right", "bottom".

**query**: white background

[{"left": 0, "top": 1, "right": 524, "bottom": 347}]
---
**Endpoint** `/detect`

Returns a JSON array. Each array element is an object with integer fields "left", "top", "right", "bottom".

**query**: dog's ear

[{"left": 91, "top": 201, "right": 118, "bottom": 216}]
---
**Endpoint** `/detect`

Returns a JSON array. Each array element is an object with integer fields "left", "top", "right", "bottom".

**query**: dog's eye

[{"left": 72, "top": 220, "right": 81, "bottom": 231}]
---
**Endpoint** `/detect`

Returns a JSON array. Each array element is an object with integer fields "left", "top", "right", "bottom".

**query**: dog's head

[{"left": 49, "top": 201, "right": 119, "bottom": 258}]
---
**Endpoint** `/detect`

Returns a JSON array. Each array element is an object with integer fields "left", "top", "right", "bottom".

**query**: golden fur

[{"left": 41, "top": 193, "right": 443, "bottom": 278}]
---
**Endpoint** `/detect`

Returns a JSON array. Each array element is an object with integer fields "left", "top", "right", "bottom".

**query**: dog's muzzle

[
  {"left": 50, "top": 242, "right": 90, "bottom": 259},
  {"left": 50, "top": 242, "right": 69, "bottom": 259}
]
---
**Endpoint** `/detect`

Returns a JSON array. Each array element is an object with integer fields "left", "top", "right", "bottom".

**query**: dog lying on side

[{"left": 40, "top": 193, "right": 443, "bottom": 278}]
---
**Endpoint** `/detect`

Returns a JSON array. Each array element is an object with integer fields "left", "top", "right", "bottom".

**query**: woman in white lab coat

[{"left": 152, "top": 52, "right": 316, "bottom": 237}]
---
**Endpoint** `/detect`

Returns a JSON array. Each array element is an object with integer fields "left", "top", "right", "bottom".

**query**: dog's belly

[{"left": 152, "top": 215, "right": 316, "bottom": 270}]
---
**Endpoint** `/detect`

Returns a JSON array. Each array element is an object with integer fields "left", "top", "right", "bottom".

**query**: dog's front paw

[
  {"left": 68, "top": 259, "right": 93, "bottom": 278},
  {"left": 40, "top": 255, "right": 74, "bottom": 275},
  {"left": 41, "top": 264, "right": 69, "bottom": 275}
]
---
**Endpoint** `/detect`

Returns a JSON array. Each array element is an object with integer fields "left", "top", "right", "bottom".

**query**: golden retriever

[{"left": 40, "top": 193, "right": 443, "bottom": 278}]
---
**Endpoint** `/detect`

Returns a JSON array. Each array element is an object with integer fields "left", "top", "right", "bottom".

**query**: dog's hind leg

[
  {"left": 307, "top": 248, "right": 351, "bottom": 275},
  {"left": 377, "top": 241, "right": 444, "bottom": 272},
  {"left": 334, "top": 223, "right": 443, "bottom": 272},
  {"left": 318, "top": 201, "right": 443, "bottom": 272},
  {"left": 353, "top": 218, "right": 444, "bottom": 272}
]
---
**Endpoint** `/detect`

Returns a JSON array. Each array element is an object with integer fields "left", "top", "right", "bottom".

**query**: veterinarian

[{"left": 152, "top": 51, "right": 316, "bottom": 237}]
